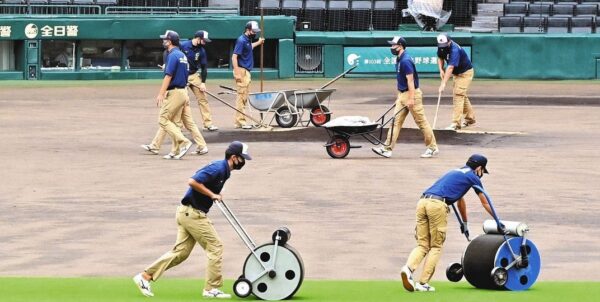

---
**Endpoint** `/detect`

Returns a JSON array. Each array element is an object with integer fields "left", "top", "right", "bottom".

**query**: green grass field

[{"left": 1, "top": 278, "right": 599, "bottom": 302}]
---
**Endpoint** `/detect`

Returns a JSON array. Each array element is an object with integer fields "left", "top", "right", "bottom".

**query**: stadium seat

[
  {"left": 529, "top": 3, "right": 551, "bottom": 16},
  {"left": 258, "top": 0, "right": 281, "bottom": 16},
  {"left": 281, "top": 0, "right": 303, "bottom": 29},
  {"left": 49, "top": 0, "right": 72, "bottom": 4},
  {"left": 547, "top": 16, "right": 569, "bottom": 33},
  {"left": 28, "top": 0, "right": 49, "bottom": 3},
  {"left": 571, "top": 16, "right": 594, "bottom": 32},
  {"left": 553, "top": 4, "right": 575, "bottom": 17},
  {"left": 303, "top": 0, "right": 327, "bottom": 31},
  {"left": 72, "top": 0, "right": 95, "bottom": 4},
  {"left": 504, "top": 3, "right": 528, "bottom": 17},
  {"left": 498, "top": 16, "right": 523, "bottom": 33},
  {"left": 523, "top": 16, "right": 547, "bottom": 32},
  {"left": 96, "top": 0, "right": 117, "bottom": 4},
  {"left": 555, "top": 0, "right": 578, "bottom": 4},
  {"left": 327, "top": 0, "right": 349, "bottom": 31},
  {"left": 372, "top": 1, "right": 398, "bottom": 30},
  {"left": 580, "top": 0, "right": 600, "bottom": 7},
  {"left": 575, "top": 4, "right": 599, "bottom": 16},
  {"left": 348, "top": 0, "right": 372, "bottom": 31}
]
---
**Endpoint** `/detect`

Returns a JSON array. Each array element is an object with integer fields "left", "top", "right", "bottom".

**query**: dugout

[{"left": 0, "top": 15, "right": 295, "bottom": 80}]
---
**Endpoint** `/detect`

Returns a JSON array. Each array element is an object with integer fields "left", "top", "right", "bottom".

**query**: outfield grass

[{"left": 0, "top": 278, "right": 598, "bottom": 302}]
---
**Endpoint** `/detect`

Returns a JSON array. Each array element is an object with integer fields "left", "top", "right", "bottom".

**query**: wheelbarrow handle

[
  {"left": 319, "top": 65, "right": 358, "bottom": 89},
  {"left": 219, "top": 85, "right": 237, "bottom": 92}
]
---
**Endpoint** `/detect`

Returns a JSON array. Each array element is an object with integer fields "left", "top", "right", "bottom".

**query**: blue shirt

[
  {"left": 233, "top": 34, "right": 254, "bottom": 71},
  {"left": 423, "top": 166, "right": 484, "bottom": 204},
  {"left": 180, "top": 40, "right": 207, "bottom": 74},
  {"left": 164, "top": 47, "right": 189, "bottom": 89},
  {"left": 395, "top": 52, "right": 419, "bottom": 92},
  {"left": 441, "top": 42, "right": 473, "bottom": 75},
  {"left": 181, "top": 159, "right": 231, "bottom": 213}
]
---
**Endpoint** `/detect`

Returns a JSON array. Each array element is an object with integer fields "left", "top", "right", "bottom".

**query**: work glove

[
  {"left": 497, "top": 222, "right": 508, "bottom": 235},
  {"left": 461, "top": 222, "right": 470, "bottom": 241}
]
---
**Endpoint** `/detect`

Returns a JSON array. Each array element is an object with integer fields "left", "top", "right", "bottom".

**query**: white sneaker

[
  {"left": 400, "top": 265, "right": 415, "bottom": 292},
  {"left": 415, "top": 282, "right": 435, "bottom": 292},
  {"left": 202, "top": 288, "right": 231, "bottom": 299},
  {"left": 163, "top": 153, "right": 175, "bottom": 160},
  {"left": 461, "top": 121, "right": 475, "bottom": 128},
  {"left": 445, "top": 123, "right": 459, "bottom": 131},
  {"left": 241, "top": 125, "right": 253, "bottom": 130},
  {"left": 205, "top": 125, "right": 219, "bottom": 131},
  {"left": 174, "top": 141, "right": 193, "bottom": 159},
  {"left": 372, "top": 146, "right": 392, "bottom": 158},
  {"left": 420, "top": 148, "right": 439, "bottom": 158},
  {"left": 141, "top": 144, "right": 159, "bottom": 155},
  {"left": 133, "top": 273, "right": 154, "bottom": 297},
  {"left": 195, "top": 146, "right": 209, "bottom": 155}
]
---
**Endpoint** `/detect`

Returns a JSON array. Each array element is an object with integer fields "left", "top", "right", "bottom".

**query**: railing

[
  {"left": 0, "top": 4, "right": 237, "bottom": 15},
  {"left": 104, "top": 6, "right": 238, "bottom": 15},
  {"left": 0, "top": 4, "right": 102, "bottom": 15}
]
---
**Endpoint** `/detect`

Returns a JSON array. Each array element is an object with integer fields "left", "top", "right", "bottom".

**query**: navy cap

[
  {"left": 194, "top": 30, "right": 211, "bottom": 42},
  {"left": 160, "top": 30, "right": 180, "bottom": 46},
  {"left": 388, "top": 36, "right": 407, "bottom": 48},
  {"left": 226, "top": 141, "right": 252, "bottom": 160},
  {"left": 467, "top": 154, "right": 489, "bottom": 174}
]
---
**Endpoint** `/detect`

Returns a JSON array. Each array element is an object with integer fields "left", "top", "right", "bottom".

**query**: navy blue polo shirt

[
  {"left": 233, "top": 34, "right": 253, "bottom": 71},
  {"left": 444, "top": 42, "right": 473, "bottom": 75},
  {"left": 396, "top": 52, "right": 420, "bottom": 92},
  {"left": 180, "top": 40, "right": 207, "bottom": 74},
  {"left": 181, "top": 159, "right": 231, "bottom": 213},
  {"left": 164, "top": 47, "right": 189, "bottom": 89},
  {"left": 423, "top": 166, "right": 484, "bottom": 204}
]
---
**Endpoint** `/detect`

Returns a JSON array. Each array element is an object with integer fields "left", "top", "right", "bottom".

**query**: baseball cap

[
  {"left": 246, "top": 20, "right": 261, "bottom": 34},
  {"left": 466, "top": 154, "right": 489, "bottom": 174},
  {"left": 160, "top": 30, "right": 180, "bottom": 45},
  {"left": 194, "top": 30, "right": 211, "bottom": 43},
  {"left": 437, "top": 33, "right": 451, "bottom": 48},
  {"left": 226, "top": 141, "right": 252, "bottom": 160},
  {"left": 387, "top": 36, "right": 407, "bottom": 48}
]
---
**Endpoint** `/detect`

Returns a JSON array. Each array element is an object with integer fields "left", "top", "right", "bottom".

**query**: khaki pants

[
  {"left": 158, "top": 89, "right": 190, "bottom": 153},
  {"left": 452, "top": 68, "right": 476, "bottom": 127},
  {"left": 188, "top": 73, "right": 214, "bottom": 128},
  {"left": 151, "top": 98, "right": 207, "bottom": 154},
  {"left": 234, "top": 69, "right": 252, "bottom": 127},
  {"left": 384, "top": 89, "right": 437, "bottom": 151},
  {"left": 406, "top": 198, "right": 449, "bottom": 284},
  {"left": 145, "top": 205, "right": 224, "bottom": 290}
]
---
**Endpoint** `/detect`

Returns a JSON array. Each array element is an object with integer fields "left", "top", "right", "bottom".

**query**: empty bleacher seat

[
  {"left": 571, "top": 16, "right": 595, "bottom": 32},
  {"left": 372, "top": 1, "right": 398, "bottom": 30},
  {"left": 505, "top": 3, "right": 528, "bottom": 17},
  {"left": 499, "top": 16, "right": 523, "bottom": 33},
  {"left": 547, "top": 16, "right": 569, "bottom": 33},
  {"left": 2, "top": 0, "right": 24, "bottom": 3},
  {"left": 327, "top": 0, "right": 349, "bottom": 31},
  {"left": 523, "top": 16, "right": 547, "bottom": 32},
  {"left": 555, "top": 0, "right": 578, "bottom": 4},
  {"left": 553, "top": 4, "right": 575, "bottom": 16},
  {"left": 348, "top": 0, "right": 372, "bottom": 31},
  {"left": 529, "top": 3, "right": 551, "bottom": 16},
  {"left": 28, "top": 0, "right": 49, "bottom": 3},
  {"left": 258, "top": 0, "right": 281, "bottom": 16},
  {"left": 49, "top": 0, "right": 72, "bottom": 4},
  {"left": 575, "top": 4, "right": 599, "bottom": 16},
  {"left": 72, "top": 0, "right": 95, "bottom": 4},
  {"left": 96, "top": 0, "right": 117, "bottom": 4},
  {"left": 281, "top": 0, "right": 303, "bottom": 29},
  {"left": 303, "top": 0, "right": 327, "bottom": 31},
  {"left": 580, "top": 0, "right": 600, "bottom": 7}
]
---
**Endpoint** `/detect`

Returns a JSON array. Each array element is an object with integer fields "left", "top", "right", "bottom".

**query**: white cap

[
  {"left": 246, "top": 20, "right": 261, "bottom": 34},
  {"left": 437, "top": 33, "right": 450, "bottom": 47}
]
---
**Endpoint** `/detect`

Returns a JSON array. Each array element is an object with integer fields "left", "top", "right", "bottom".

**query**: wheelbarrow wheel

[
  {"left": 310, "top": 106, "right": 331, "bottom": 127},
  {"left": 276, "top": 107, "right": 298, "bottom": 128},
  {"left": 326, "top": 135, "right": 350, "bottom": 159}
]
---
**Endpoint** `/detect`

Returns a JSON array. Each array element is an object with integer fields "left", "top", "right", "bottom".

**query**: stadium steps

[{"left": 468, "top": 2, "right": 504, "bottom": 32}]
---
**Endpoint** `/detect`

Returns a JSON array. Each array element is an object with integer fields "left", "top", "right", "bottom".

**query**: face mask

[
  {"left": 437, "top": 47, "right": 449, "bottom": 58},
  {"left": 162, "top": 41, "right": 169, "bottom": 49},
  {"left": 390, "top": 48, "right": 399, "bottom": 56},
  {"left": 476, "top": 168, "right": 484, "bottom": 179},
  {"left": 249, "top": 33, "right": 257, "bottom": 40},
  {"left": 233, "top": 156, "right": 246, "bottom": 170}
]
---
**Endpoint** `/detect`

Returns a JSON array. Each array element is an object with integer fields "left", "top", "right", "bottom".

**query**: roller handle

[
  {"left": 473, "top": 185, "right": 507, "bottom": 234},
  {"left": 451, "top": 203, "right": 470, "bottom": 242}
]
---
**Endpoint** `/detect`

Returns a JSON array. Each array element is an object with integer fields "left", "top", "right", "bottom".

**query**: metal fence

[{"left": 0, "top": 4, "right": 102, "bottom": 15}]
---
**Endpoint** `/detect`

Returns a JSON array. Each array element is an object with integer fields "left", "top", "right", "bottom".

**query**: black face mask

[
  {"left": 249, "top": 33, "right": 257, "bottom": 40},
  {"left": 233, "top": 156, "right": 246, "bottom": 170},
  {"left": 390, "top": 48, "right": 399, "bottom": 56},
  {"left": 437, "top": 47, "right": 450, "bottom": 59}
]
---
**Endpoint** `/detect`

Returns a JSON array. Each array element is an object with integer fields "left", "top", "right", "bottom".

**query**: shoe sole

[
  {"left": 401, "top": 271, "right": 415, "bottom": 292},
  {"left": 174, "top": 142, "right": 192, "bottom": 159},
  {"left": 371, "top": 148, "right": 391, "bottom": 158},
  {"left": 132, "top": 277, "right": 154, "bottom": 297},
  {"left": 140, "top": 145, "right": 158, "bottom": 155}
]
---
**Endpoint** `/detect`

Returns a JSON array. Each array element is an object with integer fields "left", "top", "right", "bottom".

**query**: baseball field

[{"left": 1, "top": 78, "right": 600, "bottom": 301}]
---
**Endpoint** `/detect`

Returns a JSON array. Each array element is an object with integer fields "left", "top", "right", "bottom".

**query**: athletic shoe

[
  {"left": 420, "top": 148, "right": 439, "bottom": 158},
  {"left": 163, "top": 153, "right": 175, "bottom": 160},
  {"left": 174, "top": 141, "right": 193, "bottom": 159},
  {"left": 195, "top": 146, "right": 209, "bottom": 155},
  {"left": 140, "top": 144, "right": 159, "bottom": 155},
  {"left": 205, "top": 125, "right": 219, "bottom": 131},
  {"left": 400, "top": 265, "right": 415, "bottom": 292},
  {"left": 241, "top": 125, "right": 253, "bottom": 130},
  {"left": 202, "top": 288, "right": 231, "bottom": 299},
  {"left": 461, "top": 121, "right": 476, "bottom": 128},
  {"left": 372, "top": 146, "right": 392, "bottom": 158},
  {"left": 445, "top": 123, "right": 459, "bottom": 131},
  {"left": 133, "top": 273, "right": 154, "bottom": 297},
  {"left": 415, "top": 283, "right": 435, "bottom": 292}
]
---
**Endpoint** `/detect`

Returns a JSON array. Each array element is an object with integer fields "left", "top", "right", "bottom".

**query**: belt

[
  {"left": 188, "top": 71, "right": 197, "bottom": 75},
  {"left": 421, "top": 194, "right": 446, "bottom": 203},
  {"left": 167, "top": 87, "right": 186, "bottom": 91},
  {"left": 400, "top": 89, "right": 408, "bottom": 93},
  {"left": 181, "top": 204, "right": 206, "bottom": 214}
]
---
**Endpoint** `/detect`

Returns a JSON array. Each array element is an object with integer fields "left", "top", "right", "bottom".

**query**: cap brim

[
  {"left": 483, "top": 167, "right": 489, "bottom": 174},
  {"left": 252, "top": 28, "right": 261, "bottom": 34},
  {"left": 203, "top": 37, "right": 212, "bottom": 42},
  {"left": 240, "top": 153, "right": 252, "bottom": 160},
  {"left": 160, "top": 35, "right": 167, "bottom": 39},
  {"left": 387, "top": 40, "right": 397, "bottom": 45},
  {"left": 438, "top": 42, "right": 450, "bottom": 47}
]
